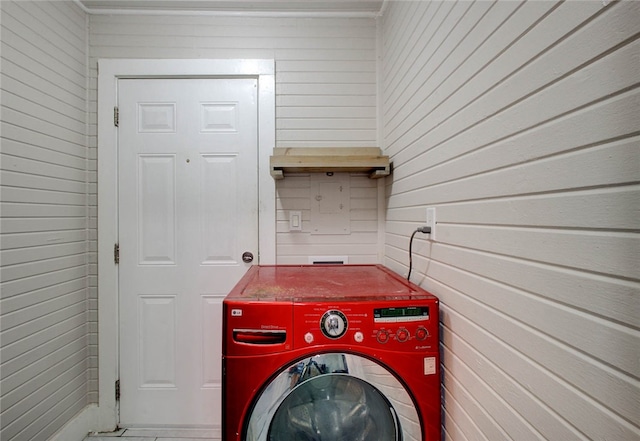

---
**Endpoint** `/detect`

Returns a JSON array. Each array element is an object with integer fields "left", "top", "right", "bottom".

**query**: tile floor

[{"left": 85, "top": 428, "right": 219, "bottom": 441}]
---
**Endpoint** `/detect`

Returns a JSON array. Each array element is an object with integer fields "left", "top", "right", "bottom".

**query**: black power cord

[{"left": 407, "top": 226, "right": 431, "bottom": 281}]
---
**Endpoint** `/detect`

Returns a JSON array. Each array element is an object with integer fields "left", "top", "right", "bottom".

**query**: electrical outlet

[{"left": 426, "top": 207, "right": 436, "bottom": 241}]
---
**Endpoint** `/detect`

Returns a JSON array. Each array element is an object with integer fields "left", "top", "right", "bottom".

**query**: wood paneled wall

[
  {"left": 88, "top": 14, "right": 380, "bottom": 268},
  {"left": 0, "top": 1, "right": 90, "bottom": 440},
  {"left": 275, "top": 173, "right": 380, "bottom": 264},
  {"left": 3, "top": 2, "right": 638, "bottom": 439},
  {"left": 380, "top": 1, "right": 640, "bottom": 440}
]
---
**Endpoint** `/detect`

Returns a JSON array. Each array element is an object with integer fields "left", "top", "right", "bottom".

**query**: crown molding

[{"left": 73, "top": 0, "right": 383, "bottom": 18}]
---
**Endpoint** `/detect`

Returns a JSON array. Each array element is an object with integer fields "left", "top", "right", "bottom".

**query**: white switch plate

[
  {"left": 426, "top": 207, "right": 436, "bottom": 241},
  {"left": 289, "top": 211, "right": 302, "bottom": 231}
]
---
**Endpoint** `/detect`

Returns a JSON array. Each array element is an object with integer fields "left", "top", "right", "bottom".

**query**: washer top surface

[{"left": 227, "top": 264, "right": 436, "bottom": 302}]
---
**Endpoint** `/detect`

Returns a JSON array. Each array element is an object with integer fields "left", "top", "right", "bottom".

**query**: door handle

[{"left": 242, "top": 251, "right": 254, "bottom": 263}]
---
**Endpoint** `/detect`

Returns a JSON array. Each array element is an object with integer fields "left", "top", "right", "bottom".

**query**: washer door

[{"left": 245, "top": 353, "right": 420, "bottom": 441}]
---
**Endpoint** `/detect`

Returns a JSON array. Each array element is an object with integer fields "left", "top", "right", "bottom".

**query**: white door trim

[{"left": 96, "top": 59, "right": 275, "bottom": 430}]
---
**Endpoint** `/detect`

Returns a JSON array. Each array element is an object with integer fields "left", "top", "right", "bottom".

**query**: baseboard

[{"left": 48, "top": 405, "right": 99, "bottom": 441}]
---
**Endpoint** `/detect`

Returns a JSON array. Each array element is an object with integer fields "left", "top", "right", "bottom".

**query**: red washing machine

[{"left": 222, "top": 265, "right": 440, "bottom": 441}]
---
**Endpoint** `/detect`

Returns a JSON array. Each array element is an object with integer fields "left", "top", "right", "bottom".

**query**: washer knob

[
  {"left": 320, "top": 310, "right": 348, "bottom": 339},
  {"left": 415, "top": 326, "right": 429, "bottom": 341},
  {"left": 354, "top": 331, "right": 364, "bottom": 343},
  {"left": 376, "top": 329, "right": 390, "bottom": 344},
  {"left": 304, "top": 332, "right": 314, "bottom": 344},
  {"left": 396, "top": 327, "right": 410, "bottom": 342}
]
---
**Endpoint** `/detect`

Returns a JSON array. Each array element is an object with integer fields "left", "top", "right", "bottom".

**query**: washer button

[
  {"left": 304, "top": 332, "right": 314, "bottom": 344},
  {"left": 354, "top": 331, "right": 364, "bottom": 343}
]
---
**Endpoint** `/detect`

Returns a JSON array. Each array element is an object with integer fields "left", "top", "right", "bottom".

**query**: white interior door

[{"left": 117, "top": 78, "right": 258, "bottom": 427}]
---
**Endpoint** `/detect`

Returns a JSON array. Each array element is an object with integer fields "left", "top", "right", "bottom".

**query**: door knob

[{"left": 242, "top": 252, "right": 254, "bottom": 263}]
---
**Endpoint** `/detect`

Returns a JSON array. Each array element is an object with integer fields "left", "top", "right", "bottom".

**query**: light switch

[{"left": 289, "top": 211, "right": 302, "bottom": 231}]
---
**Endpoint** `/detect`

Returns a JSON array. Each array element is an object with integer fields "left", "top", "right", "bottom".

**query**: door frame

[{"left": 96, "top": 59, "right": 276, "bottom": 430}]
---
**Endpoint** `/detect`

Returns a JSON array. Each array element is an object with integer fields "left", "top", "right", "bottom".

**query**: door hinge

[
  {"left": 114, "top": 106, "right": 119, "bottom": 127},
  {"left": 114, "top": 243, "right": 120, "bottom": 264},
  {"left": 115, "top": 379, "right": 120, "bottom": 401}
]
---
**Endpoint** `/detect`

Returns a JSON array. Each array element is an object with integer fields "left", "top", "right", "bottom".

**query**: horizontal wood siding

[
  {"left": 88, "top": 15, "right": 379, "bottom": 268},
  {"left": 89, "top": 14, "right": 377, "bottom": 148},
  {"left": 276, "top": 173, "right": 379, "bottom": 264},
  {"left": 0, "top": 1, "right": 90, "bottom": 440},
  {"left": 380, "top": 1, "right": 640, "bottom": 440}
]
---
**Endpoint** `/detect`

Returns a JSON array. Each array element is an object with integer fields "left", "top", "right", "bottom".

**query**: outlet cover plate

[{"left": 426, "top": 207, "right": 436, "bottom": 241}]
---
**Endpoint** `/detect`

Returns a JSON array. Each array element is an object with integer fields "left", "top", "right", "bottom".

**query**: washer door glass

[
  {"left": 246, "top": 353, "right": 418, "bottom": 441},
  {"left": 269, "top": 373, "right": 397, "bottom": 441}
]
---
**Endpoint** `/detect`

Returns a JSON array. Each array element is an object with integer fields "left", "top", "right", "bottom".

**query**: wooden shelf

[{"left": 270, "top": 147, "right": 391, "bottom": 179}]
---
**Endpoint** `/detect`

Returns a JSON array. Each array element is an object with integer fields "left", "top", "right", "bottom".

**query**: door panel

[
  {"left": 138, "top": 295, "right": 177, "bottom": 387},
  {"left": 137, "top": 155, "right": 176, "bottom": 264},
  {"left": 200, "top": 153, "right": 239, "bottom": 263},
  {"left": 118, "top": 78, "right": 258, "bottom": 427}
]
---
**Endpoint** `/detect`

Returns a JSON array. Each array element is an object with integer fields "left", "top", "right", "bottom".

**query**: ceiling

[{"left": 78, "top": 0, "right": 385, "bottom": 14}]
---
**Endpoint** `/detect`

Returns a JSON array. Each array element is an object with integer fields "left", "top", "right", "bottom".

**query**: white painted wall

[
  {"left": 87, "top": 14, "right": 380, "bottom": 271},
  {"left": 380, "top": 1, "right": 640, "bottom": 440},
  {"left": 89, "top": 14, "right": 377, "bottom": 147},
  {"left": 3, "top": 1, "right": 639, "bottom": 440},
  {"left": 275, "top": 172, "right": 379, "bottom": 263},
  {"left": 0, "top": 1, "right": 91, "bottom": 440}
]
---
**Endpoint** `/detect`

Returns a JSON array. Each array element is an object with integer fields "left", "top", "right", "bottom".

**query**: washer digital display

[{"left": 373, "top": 306, "right": 429, "bottom": 323}]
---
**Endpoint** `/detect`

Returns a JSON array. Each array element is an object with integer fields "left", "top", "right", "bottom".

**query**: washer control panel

[
  {"left": 373, "top": 306, "right": 430, "bottom": 344},
  {"left": 294, "top": 301, "right": 437, "bottom": 351}
]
